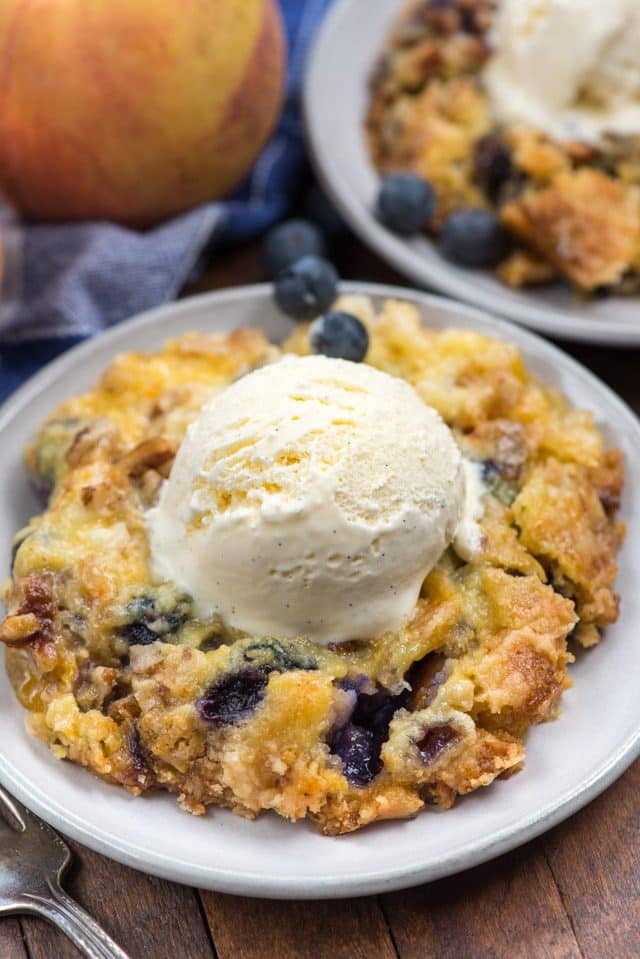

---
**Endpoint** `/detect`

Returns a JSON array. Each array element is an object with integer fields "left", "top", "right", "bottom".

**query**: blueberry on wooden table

[
  {"left": 274, "top": 254, "right": 339, "bottom": 320},
  {"left": 376, "top": 172, "right": 436, "bottom": 235},
  {"left": 309, "top": 311, "right": 369, "bottom": 362},
  {"left": 440, "top": 208, "right": 508, "bottom": 267},
  {"left": 263, "top": 218, "right": 326, "bottom": 277}
]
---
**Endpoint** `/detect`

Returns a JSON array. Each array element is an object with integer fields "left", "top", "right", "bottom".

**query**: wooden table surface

[{"left": 1, "top": 237, "right": 638, "bottom": 959}]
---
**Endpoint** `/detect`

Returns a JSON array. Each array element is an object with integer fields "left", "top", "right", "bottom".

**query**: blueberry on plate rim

[
  {"left": 274, "top": 254, "right": 339, "bottom": 321},
  {"left": 309, "top": 311, "right": 369, "bottom": 363},
  {"left": 440, "top": 208, "right": 509, "bottom": 268},
  {"left": 376, "top": 172, "right": 436, "bottom": 235},
  {"left": 263, "top": 218, "right": 326, "bottom": 278}
]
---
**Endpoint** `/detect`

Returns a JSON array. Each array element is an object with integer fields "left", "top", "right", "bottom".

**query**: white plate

[
  {"left": 0, "top": 283, "right": 639, "bottom": 899},
  {"left": 304, "top": 0, "right": 640, "bottom": 347}
]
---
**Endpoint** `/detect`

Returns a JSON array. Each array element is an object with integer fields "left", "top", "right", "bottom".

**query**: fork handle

[{"left": 23, "top": 883, "right": 131, "bottom": 959}]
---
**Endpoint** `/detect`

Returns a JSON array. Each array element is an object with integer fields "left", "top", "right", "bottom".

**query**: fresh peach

[{"left": 0, "top": 0, "right": 285, "bottom": 225}]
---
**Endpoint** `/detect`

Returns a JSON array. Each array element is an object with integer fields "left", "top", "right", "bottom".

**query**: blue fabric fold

[{"left": 0, "top": 0, "right": 334, "bottom": 402}]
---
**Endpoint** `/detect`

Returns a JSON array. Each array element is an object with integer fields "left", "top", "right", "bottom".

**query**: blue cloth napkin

[{"left": 0, "top": 0, "right": 334, "bottom": 402}]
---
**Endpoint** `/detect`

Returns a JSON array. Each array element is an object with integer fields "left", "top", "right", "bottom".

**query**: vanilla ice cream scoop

[
  {"left": 149, "top": 355, "right": 481, "bottom": 644},
  {"left": 484, "top": 0, "right": 640, "bottom": 144}
]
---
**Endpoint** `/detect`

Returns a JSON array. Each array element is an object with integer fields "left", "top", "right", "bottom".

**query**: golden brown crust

[
  {"left": 501, "top": 171, "right": 639, "bottom": 291},
  {"left": 512, "top": 459, "right": 622, "bottom": 630}
]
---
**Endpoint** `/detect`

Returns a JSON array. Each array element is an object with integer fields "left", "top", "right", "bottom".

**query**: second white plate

[
  {"left": 304, "top": 0, "right": 640, "bottom": 346},
  {"left": 0, "top": 283, "right": 639, "bottom": 898}
]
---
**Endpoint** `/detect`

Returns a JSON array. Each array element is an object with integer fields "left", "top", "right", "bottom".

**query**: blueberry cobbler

[
  {"left": 367, "top": 0, "right": 640, "bottom": 295},
  {"left": 1, "top": 296, "right": 623, "bottom": 834}
]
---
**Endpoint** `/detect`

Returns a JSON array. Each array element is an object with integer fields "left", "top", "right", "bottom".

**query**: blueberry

[
  {"left": 274, "top": 255, "right": 339, "bottom": 321},
  {"left": 121, "top": 589, "right": 191, "bottom": 646},
  {"left": 197, "top": 669, "right": 269, "bottom": 726},
  {"left": 242, "top": 639, "right": 317, "bottom": 673},
  {"left": 337, "top": 675, "right": 371, "bottom": 696},
  {"left": 126, "top": 596, "right": 155, "bottom": 619},
  {"left": 122, "top": 621, "right": 160, "bottom": 647},
  {"left": 376, "top": 172, "right": 436, "bottom": 235},
  {"left": 417, "top": 723, "right": 461, "bottom": 765},
  {"left": 330, "top": 683, "right": 410, "bottom": 786},
  {"left": 474, "top": 134, "right": 513, "bottom": 204},
  {"left": 440, "top": 208, "right": 508, "bottom": 268},
  {"left": 264, "top": 219, "right": 326, "bottom": 278},
  {"left": 309, "top": 311, "right": 369, "bottom": 363},
  {"left": 331, "top": 723, "right": 377, "bottom": 787},
  {"left": 352, "top": 689, "right": 407, "bottom": 732}
]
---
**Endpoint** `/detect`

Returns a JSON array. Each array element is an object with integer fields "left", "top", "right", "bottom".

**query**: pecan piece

[
  {"left": 0, "top": 613, "right": 40, "bottom": 646},
  {"left": 66, "top": 419, "right": 117, "bottom": 467},
  {"left": 116, "top": 437, "right": 176, "bottom": 477},
  {"left": 11, "top": 573, "right": 56, "bottom": 645}
]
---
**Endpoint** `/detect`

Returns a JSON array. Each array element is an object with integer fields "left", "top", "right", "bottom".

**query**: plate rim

[
  {"left": 1, "top": 280, "right": 639, "bottom": 899},
  {"left": 303, "top": 0, "right": 640, "bottom": 348}
]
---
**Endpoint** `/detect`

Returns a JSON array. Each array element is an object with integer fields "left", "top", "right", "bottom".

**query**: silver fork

[{"left": 0, "top": 783, "right": 131, "bottom": 958}]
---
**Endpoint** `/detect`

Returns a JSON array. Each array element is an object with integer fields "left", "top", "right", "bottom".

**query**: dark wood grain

[
  {"left": 543, "top": 761, "right": 640, "bottom": 959},
  {"left": 382, "top": 842, "right": 582, "bottom": 959},
  {"left": 200, "top": 892, "right": 397, "bottom": 959},
  {"left": 20, "top": 842, "right": 214, "bottom": 959},
  {"left": 0, "top": 920, "right": 27, "bottom": 959},
  {"left": 3, "top": 237, "right": 639, "bottom": 959}
]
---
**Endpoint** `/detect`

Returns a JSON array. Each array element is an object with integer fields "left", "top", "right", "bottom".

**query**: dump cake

[{"left": 1, "top": 296, "right": 623, "bottom": 833}]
